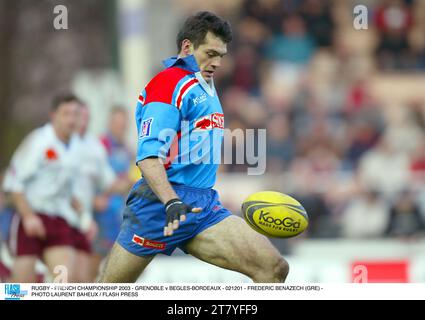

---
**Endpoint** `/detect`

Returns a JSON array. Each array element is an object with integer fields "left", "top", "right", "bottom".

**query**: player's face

[
  {"left": 51, "top": 101, "right": 80, "bottom": 140},
  {"left": 192, "top": 32, "right": 227, "bottom": 83}
]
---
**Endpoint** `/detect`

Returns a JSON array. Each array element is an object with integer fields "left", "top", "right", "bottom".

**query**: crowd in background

[{"left": 214, "top": 0, "right": 425, "bottom": 240}]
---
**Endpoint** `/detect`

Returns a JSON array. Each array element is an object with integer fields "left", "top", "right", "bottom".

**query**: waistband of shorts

[
  {"left": 171, "top": 183, "right": 213, "bottom": 194},
  {"left": 137, "top": 179, "right": 213, "bottom": 195}
]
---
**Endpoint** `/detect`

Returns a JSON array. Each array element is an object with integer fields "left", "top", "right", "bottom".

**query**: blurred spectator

[
  {"left": 295, "top": 115, "right": 343, "bottom": 174},
  {"left": 300, "top": 0, "right": 334, "bottom": 47},
  {"left": 241, "top": 0, "right": 287, "bottom": 34},
  {"left": 92, "top": 106, "right": 133, "bottom": 278},
  {"left": 357, "top": 136, "right": 410, "bottom": 197},
  {"left": 409, "top": 100, "right": 425, "bottom": 131},
  {"left": 409, "top": 139, "right": 425, "bottom": 176},
  {"left": 236, "top": 16, "right": 269, "bottom": 49},
  {"left": 295, "top": 192, "right": 333, "bottom": 238},
  {"left": 341, "top": 189, "right": 389, "bottom": 238},
  {"left": 343, "top": 121, "right": 380, "bottom": 169},
  {"left": 290, "top": 82, "right": 318, "bottom": 139},
  {"left": 264, "top": 14, "right": 315, "bottom": 65},
  {"left": 266, "top": 114, "right": 295, "bottom": 172},
  {"left": 231, "top": 45, "right": 262, "bottom": 93},
  {"left": 236, "top": 96, "right": 268, "bottom": 129},
  {"left": 374, "top": 0, "right": 415, "bottom": 69},
  {"left": 375, "top": 0, "right": 413, "bottom": 35},
  {"left": 344, "top": 80, "right": 377, "bottom": 116},
  {"left": 385, "top": 190, "right": 425, "bottom": 239},
  {"left": 384, "top": 106, "right": 423, "bottom": 155}
]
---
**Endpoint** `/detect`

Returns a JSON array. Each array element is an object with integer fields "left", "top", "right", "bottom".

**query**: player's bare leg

[
  {"left": 90, "top": 253, "right": 104, "bottom": 281},
  {"left": 98, "top": 242, "right": 153, "bottom": 283},
  {"left": 184, "top": 215, "right": 289, "bottom": 283},
  {"left": 9, "top": 256, "right": 38, "bottom": 282},
  {"left": 43, "top": 246, "right": 77, "bottom": 282}
]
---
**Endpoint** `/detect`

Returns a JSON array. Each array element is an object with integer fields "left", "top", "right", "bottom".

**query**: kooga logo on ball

[{"left": 259, "top": 211, "right": 300, "bottom": 228}]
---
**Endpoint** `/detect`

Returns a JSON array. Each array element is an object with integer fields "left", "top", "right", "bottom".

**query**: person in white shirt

[
  {"left": 3, "top": 94, "right": 83, "bottom": 282},
  {"left": 341, "top": 189, "right": 390, "bottom": 238}
]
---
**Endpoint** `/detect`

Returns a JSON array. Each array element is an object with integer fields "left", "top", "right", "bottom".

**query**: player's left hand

[{"left": 164, "top": 199, "right": 202, "bottom": 236}]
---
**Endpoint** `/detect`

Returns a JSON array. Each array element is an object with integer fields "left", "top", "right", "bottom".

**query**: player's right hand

[
  {"left": 22, "top": 214, "right": 46, "bottom": 239},
  {"left": 164, "top": 199, "right": 202, "bottom": 236}
]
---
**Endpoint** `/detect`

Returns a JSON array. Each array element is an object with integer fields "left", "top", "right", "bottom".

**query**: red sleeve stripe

[
  {"left": 173, "top": 77, "right": 194, "bottom": 104},
  {"left": 176, "top": 78, "right": 199, "bottom": 109},
  {"left": 144, "top": 67, "right": 192, "bottom": 106},
  {"left": 138, "top": 94, "right": 145, "bottom": 104}
]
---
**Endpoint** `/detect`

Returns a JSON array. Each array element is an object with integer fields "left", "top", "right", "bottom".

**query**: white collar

[
  {"left": 195, "top": 72, "right": 215, "bottom": 97},
  {"left": 44, "top": 123, "right": 77, "bottom": 148}
]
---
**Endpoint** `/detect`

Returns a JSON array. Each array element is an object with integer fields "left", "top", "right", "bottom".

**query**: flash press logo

[{"left": 4, "top": 284, "right": 28, "bottom": 300}]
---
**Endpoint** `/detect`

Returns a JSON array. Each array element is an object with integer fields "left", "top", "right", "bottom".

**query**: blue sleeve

[{"left": 136, "top": 102, "right": 181, "bottom": 163}]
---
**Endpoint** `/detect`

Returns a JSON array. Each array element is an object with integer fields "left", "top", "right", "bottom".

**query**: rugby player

[
  {"left": 99, "top": 11, "right": 289, "bottom": 283},
  {"left": 3, "top": 94, "right": 84, "bottom": 282}
]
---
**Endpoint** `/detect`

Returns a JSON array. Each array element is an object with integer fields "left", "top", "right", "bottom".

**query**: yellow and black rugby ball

[{"left": 242, "top": 191, "right": 308, "bottom": 238}]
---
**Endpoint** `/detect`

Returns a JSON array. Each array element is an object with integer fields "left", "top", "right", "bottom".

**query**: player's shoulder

[
  {"left": 27, "top": 124, "right": 52, "bottom": 144},
  {"left": 13, "top": 125, "right": 49, "bottom": 156},
  {"left": 144, "top": 67, "right": 197, "bottom": 106},
  {"left": 150, "top": 67, "right": 192, "bottom": 84}
]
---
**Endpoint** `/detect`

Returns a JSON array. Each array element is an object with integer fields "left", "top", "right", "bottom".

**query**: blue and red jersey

[{"left": 135, "top": 55, "right": 224, "bottom": 188}]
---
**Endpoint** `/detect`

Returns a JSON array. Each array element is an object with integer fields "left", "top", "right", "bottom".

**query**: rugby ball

[{"left": 242, "top": 191, "right": 308, "bottom": 238}]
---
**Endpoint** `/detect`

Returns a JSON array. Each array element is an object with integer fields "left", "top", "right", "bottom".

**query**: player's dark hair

[
  {"left": 176, "top": 11, "right": 232, "bottom": 51},
  {"left": 51, "top": 93, "right": 82, "bottom": 111}
]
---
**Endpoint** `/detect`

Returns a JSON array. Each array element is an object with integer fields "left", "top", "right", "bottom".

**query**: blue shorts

[
  {"left": 0, "top": 209, "right": 13, "bottom": 243},
  {"left": 116, "top": 181, "right": 232, "bottom": 257}
]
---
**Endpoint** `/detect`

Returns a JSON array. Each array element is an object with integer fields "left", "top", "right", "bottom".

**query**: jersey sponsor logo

[
  {"left": 194, "top": 113, "right": 224, "bottom": 130},
  {"left": 192, "top": 92, "right": 207, "bottom": 106},
  {"left": 140, "top": 118, "right": 153, "bottom": 138},
  {"left": 45, "top": 148, "right": 58, "bottom": 161},
  {"left": 132, "top": 234, "right": 166, "bottom": 250}
]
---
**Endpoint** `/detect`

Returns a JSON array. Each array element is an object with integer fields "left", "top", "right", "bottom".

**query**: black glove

[{"left": 165, "top": 198, "right": 193, "bottom": 228}]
